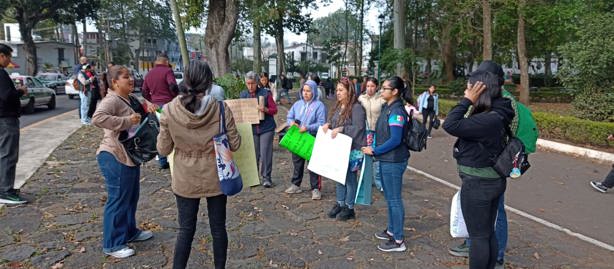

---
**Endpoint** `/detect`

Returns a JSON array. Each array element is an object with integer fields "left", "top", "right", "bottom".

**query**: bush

[
  {"left": 214, "top": 74, "right": 245, "bottom": 99},
  {"left": 534, "top": 112, "right": 614, "bottom": 147},
  {"left": 511, "top": 74, "right": 561, "bottom": 87},
  {"left": 437, "top": 99, "right": 458, "bottom": 117},
  {"left": 571, "top": 90, "right": 614, "bottom": 122}
]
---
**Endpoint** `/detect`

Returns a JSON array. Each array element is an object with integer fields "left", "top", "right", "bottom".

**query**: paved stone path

[{"left": 1, "top": 100, "right": 613, "bottom": 268}]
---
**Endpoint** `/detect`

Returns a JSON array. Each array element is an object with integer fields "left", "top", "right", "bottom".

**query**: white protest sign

[{"left": 307, "top": 126, "right": 352, "bottom": 185}]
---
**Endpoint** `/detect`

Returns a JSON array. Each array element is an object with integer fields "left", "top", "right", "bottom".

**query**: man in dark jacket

[
  {"left": 142, "top": 53, "right": 177, "bottom": 169},
  {"left": 0, "top": 44, "right": 28, "bottom": 204}
]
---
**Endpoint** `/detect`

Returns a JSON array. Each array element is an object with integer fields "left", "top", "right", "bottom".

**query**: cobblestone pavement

[{"left": 1, "top": 100, "right": 613, "bottom": 269}]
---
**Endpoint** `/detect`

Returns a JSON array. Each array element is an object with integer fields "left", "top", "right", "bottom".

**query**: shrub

[
  {"left": 571, "top": 90, "right": 614, "bottom": 122},
  {"left": 534, "top": 112, "right": 614, "bottom": 147},
  {"left": 214, "top": 74, "right": 245, "bottom": 99}
]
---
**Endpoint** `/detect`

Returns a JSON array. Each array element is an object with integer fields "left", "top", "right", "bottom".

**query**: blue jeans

[
  {"left": 373, "top": 159, "right": 383, "bottom": 191},
  {"left": 97, "top": 151, "right": 142, "bottom": 252},
  {"left": 467, "top": 194, "right": 507, "bottom": 262},
  {"left": 336, "top": 168, "right": 358, "bottom": 209},
  {"left": 79, "top": 91, "right": 91, "bottom": 124},
  {"left": 380, "top": 160, "right": 408, "bottom": 241}
]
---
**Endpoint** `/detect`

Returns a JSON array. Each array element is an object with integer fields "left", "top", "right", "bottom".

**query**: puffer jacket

[{"left": 157, "top": 96, "right": 241, "bottom": 198}]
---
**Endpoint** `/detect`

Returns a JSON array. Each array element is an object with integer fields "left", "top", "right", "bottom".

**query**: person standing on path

[
  {"left": 77, "top": 64, "right": 96, "bottom": 125},
  {"left": 92, "top": 65, "right": 158, "bottom": 259},
  {"left": 157, "top": 61, "right": 241, "bottom": 269},
  {"left": 417, "top": 85, "right": 439, "bottom": 138},
  {"left": 284, "top": 80, "right": 327, "bottom": 200},
  {"left": 141, "top": 53, "right": 178, "bottom": 169},
  {"left": 362, "top": 76, "right": 413, "bottom": 252},
  {"left": 358, "top": 77, "right": 386, "bottom": 192},
  {"left": 0, "top": 44, "right": 28, "bottom": 205},
  {"left": 590, "top": 134, "right": 614, "bottom": 193},
  {"left": 240, "top": 71, "right": 278, "bottom": 188},
  {"left": 443, "top": 70, "right": 515, "bottom": 269},
  {"left": 323, "top": 77, "right": 366, "bottom": 221}
]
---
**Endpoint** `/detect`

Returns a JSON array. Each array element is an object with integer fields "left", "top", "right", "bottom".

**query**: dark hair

[
  {"left": 0, "top": 44, "right": 13, "bottom": 56},
  {"left": 386, "top": 76, "right": 413, "bottom": 104},
  {"left": 106, "top": 65, "right": 131, "bottom": 90},
  {"left": 156, "top": 52, "right": 169, "bottom": 61},
  {"left": 476, "top": 60, "right": 505, "bottom": 86},
  {"left": 307, "top": 72, "right": 320, "bottom": 85},
  {"left": 331, "top": 77, "right": 357, "bottom": 126},
  {"left": 259, "top": 72, "right": 269, "bottom": 79},
  {"left": 365, "top": 77, "right": 378, "bottom": 86},
  {"left": 468, "top": 70, "right": 502, "bottom": 114},
  {"left": 101, "top": 72, "right": 109, "bottom": 93},
  {"left": 180, "top": 60, "right": 213, "bottom": 113}
]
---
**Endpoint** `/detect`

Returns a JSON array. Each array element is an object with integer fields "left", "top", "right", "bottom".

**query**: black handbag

[
  {"left": 117, "top": 96, "right": 160, "bottom": 165},
  {"left": 432, "top": 116, "right": 441, "bottom": 129}
]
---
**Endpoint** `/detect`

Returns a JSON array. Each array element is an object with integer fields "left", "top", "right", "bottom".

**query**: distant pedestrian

[
  {"left": 358, "top": 77, "right": 385, "bottom": 191},
  {"left": 258, "top": 72, "right": 276, "bottom": 102},
  {"left": 92, "top": 65, "right": 158, "bottom": 259},
  {"left": 86, "top": 64, "right": 102, "bottom": 119},
  {"left": 240, "top": 71, "right": 277, "bottom": 188},
  {"left": 284, "top": 80, "right": 327, "bottom": 200},
  {"left": 361, "top": 76, "right": 413, "bottom": 252},
  {"left": 323, "top": 77, "right": 366, "bottom": 221},
  {"left": 443, "top": 70, "right": 515, "bottom": 269},
  {"left": 157, "top": 60, "right": 241, "bottom": 269},
  {"left": 77, "top": 64, "right": 96, "bottom": 125},
  {"left": 590, "top": 134, "right": 614, "bottom": 193},
  {"left": 0, "top": 44, "right": 28, "bottom": 205},
  {"left": 73, "top": 56, "right": 88, "bottom": 75},
  {"left": 278, "top": 73, "right": 292, "bottom": 103},
  {"left": 141, "top": 52, "right": 178, "bottom": 169},
  {"left": 417, "top": 85, "right": 439, "bottom": 138}
]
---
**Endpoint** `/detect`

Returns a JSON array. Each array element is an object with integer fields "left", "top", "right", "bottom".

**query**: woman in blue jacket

[
  {"left": 361, "top": 76, "right": 412, "bottom": 253},
  {"left": 284, "top": 80, "right": 327, "bottom": 200},
  {"left": 417, "top": 85, "right": 439, "bottom": 137}
]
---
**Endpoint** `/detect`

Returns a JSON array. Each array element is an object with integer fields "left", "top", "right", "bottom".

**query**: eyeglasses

[{"left": 381, "top": 87, "right": 394, "bottom": 91}]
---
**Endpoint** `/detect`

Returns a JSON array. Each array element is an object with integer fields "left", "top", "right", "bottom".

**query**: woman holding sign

[
  {"left": 240, "top": 71, "right": 278, "bottom": 188},
  {"left": 323, "top": 77, "right": 366, "bottom": 221},
  {"left": 361, "top": 76, "right": 412, "bottom": 252},
  {"left": 284, "top": 80, "right": 327, "bottom": 200}
]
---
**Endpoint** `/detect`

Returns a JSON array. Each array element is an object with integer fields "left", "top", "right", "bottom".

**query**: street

[{"left": 19, "top": 95, "right": 80, "bottom": 128}]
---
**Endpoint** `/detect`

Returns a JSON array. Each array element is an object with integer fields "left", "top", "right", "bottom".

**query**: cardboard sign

[
  {"left": 233, "top": 123, "right": 260, "bottom": 187},
  {"left": 279, "top": 125, "right": 315, "bottom": 160},
  {"left": 224, "top": 99, "right": 260, "bottom": 124},
  {"left": 307, "top": 126, "right": 352, "bottom": 185}
]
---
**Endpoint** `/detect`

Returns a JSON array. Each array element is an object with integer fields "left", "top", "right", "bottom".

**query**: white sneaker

[
  {"left": 104, "top": 247, "right": 135, "bottom": 258},
  {"left": 311, "top": 189, "right": 322, "bottom": 200},
  {"left": 284, "top": 184, "right": 302, "bottom": 194}
]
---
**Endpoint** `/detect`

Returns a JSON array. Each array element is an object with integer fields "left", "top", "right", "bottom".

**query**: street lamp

[{"left": 378, "top": 14, "right": 385, "bottom": 84}]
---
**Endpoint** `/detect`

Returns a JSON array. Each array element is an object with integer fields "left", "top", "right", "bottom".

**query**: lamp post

[{"left": 378, "top": 14, "right": 384, "bottom": 84}]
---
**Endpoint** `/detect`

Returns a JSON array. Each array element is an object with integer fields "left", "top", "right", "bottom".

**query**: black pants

[
  {"left": 422, "top": 108, "right": 435, "bottom": 136},
  {"left": 0, "top": 118, "right": 19, "bottom": 194},
  {"left": 291, "top": 153, "right": 321, "bottom": 190},
  {"left": 460, "top": 173, "right": 506, "bottom": 269},
  {"left": 87, "top": 88, "right": 102, "bottom": 118},
  {"left": 602, "top": 165, "right": 614, "bottom": 188},
  {"left": 173, "top": 194, "right": 228, "bottom": 269}
]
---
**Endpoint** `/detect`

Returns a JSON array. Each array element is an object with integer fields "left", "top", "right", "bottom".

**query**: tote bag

[
  {"left": 450, "top": 191, "right": 468, "bottom": 238},
  {"left": 213, "top": 101, "right": 243, "bottom": 196}
]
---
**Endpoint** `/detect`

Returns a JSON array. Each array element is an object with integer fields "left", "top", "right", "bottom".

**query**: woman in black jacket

[{"left": 443, "top": 70, "right": 514, "bottom": 269}]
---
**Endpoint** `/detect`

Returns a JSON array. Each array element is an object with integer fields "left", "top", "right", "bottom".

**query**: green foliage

[
  {"left": 534, "top": 112, "right": 614, "bottom": 147},
  {"left": 436, "top": 99, "right": 458, "bottom": 117},
  {"left": 215, "top": 74, "right": 245, "bottom": 100},
  {"left": 380, "top": 48, "right": 414, "bottom": 76},
  {"left": 571, "top": 91, "right": 614, "bottom": 122}
]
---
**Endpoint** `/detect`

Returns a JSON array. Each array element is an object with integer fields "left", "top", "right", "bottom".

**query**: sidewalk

[{"left": 1, "top": 105, "right": 613, "bottom": 268}]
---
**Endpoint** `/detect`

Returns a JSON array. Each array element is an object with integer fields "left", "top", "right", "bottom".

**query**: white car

[
  {"left": 64, "top": 75, "right": 80, "bottom": 99},
  {"left": 174, "top": 72, "right": 184, "bottom": 85}
]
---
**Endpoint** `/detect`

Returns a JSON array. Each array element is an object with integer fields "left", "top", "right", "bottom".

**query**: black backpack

[
  {"left": 399, "top": 109, "right": 428, "bottom": 152},
  {"left": 117, "top": 95, "right": 160, "bottom": 165},
  {"left": 488, "top": 111, "right": 531, "bottom": 178}
]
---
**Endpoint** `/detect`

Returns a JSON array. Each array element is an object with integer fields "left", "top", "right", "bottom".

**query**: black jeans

[
  {"left": 291, "top": 153, "right": 321, "bottom": 190},
  {"left": 602, "top": 165, "right": 614, "bottom": 188},
  {"left": 173, "top": 194, "right": 228, "bottom": 269},
  {"left": 460, "top": 173, "right": 506, "bottom": 269},
  {"left": 87, "top": 87, "right": 102, "bottom": 118},
  {"left": 0, "top": 117, "right": 19, "bottom": 194},
  {"left": 422, "top": 108, "right": 435, "bottom": 136}
]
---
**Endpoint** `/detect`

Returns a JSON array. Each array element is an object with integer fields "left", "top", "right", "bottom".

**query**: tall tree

[
  {"left": 393, "top": 0, "right": 406, "bottom": 77},
  {"left": 53, "top": 0, "right": 100, "bottom": 65},
  {"left": 482, "top": 0, "right": 492, "bottom": 60},
  {"left": 516, "top": 0, "right": 529, "bottom": 104},
  {"left": 169, "top": 0, "right": 189, "bottom": 68},
  {"left": 204, "top": 0, "right": 240, "bottom": 77}
]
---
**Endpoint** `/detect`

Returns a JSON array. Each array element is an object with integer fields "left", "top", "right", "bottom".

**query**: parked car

[
  {"left": 64, "top": 75, "right": 80, "bottom": 99},
  {"left": 10, "top": 75, "right": 56, "bottom": 113},
  {"left": 174, "top": 72, "right": 184, "bottom": 85},
  {"left": 36, "top": 72, "right": 67, "bottom": 95},
  {"left": 131, "top": 69, "right": 144, "bottom": 92}
]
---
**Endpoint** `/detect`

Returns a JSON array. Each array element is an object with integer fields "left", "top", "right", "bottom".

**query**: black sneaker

[
  {"left": 448, "top": 241, "right": 469, "bottom": 257},
  {"left": 374, "top": 230, "right": 394, "bottom": 241},
  {"left": 0, "top": 192, "right": 28, "bottom": 205},
  {"left": 590, "top": 181, "right": 608, "bottom": 193},
  {"left": 377, "top": 240, "right": 406, "bottom": 252},
  {"left": 337, "top": 206, "right": 355, "bottom": 221},
  {"left": 262, "top": 180, "right": 272, "bottom": 188},
  {"left": 327, "top": 203, "right": 342, "bottom": 218}
]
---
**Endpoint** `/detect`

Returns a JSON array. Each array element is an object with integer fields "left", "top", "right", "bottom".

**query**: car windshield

[{"left": 37, "top": 74, "right": 56, "bottom": 80}]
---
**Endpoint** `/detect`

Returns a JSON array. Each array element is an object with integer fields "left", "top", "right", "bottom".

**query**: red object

[{"left": 141, "top": 64, "right": 178, "bottom": 105}]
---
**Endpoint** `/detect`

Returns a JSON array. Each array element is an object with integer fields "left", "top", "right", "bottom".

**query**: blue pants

[
  {"left": 467, "top": 194, "right": 507, "bottom": 262},
  {"left": 79, "top": 91, "right": 91, "bottom": 124},
  {"left": 97, "top": 151, "right": 142, "bottom": 252},
  {"left": 336, "top": 168, "right": 358, "bottom": 209},
  {"left": 380, "top": 160, "right": 408, "bottom": 241}
]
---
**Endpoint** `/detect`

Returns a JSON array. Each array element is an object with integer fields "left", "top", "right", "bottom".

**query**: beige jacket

[
  {"left": 358, "top": 93, "right": 385, "bottom": 130},
  {"left": 92, "top": 91, "right": 138, "bottom": 167},
  {"left": 157, "top": 97, "right": 241, "bottom": 198}
]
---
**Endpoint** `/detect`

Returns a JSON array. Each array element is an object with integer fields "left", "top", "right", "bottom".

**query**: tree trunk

[
  {"left": 517, "top": 0, "right": 530, "bottom": 105},
  {"left": 482, "top": 0, "right": 492, "bottom": 60},
  {"left": 253, "top": 20, "right": 262, "bottom": 73},
  {"left": 274, "top": 18, "right": 285, "bottom": 79},
  {"left": 441, "top": 22, "right": 455, "bottom": 83},
  {"left": 357, "top": 0, "right": 365, "bottom": 77},
  {"left": 393, "top": 0, "right": 406, "bottom": 77},
  {"left": 72, "top": 23, "right": 80, "bottom": 64},
  {"left": 82, "top": 19, "right": 87, "bottom": 60},
  {"left": 20, "top": 22, "right": 37, "bottom": 75},
  {"left": 204, "top": 0, "right": 240, "bottom": 77},
  {"left": 169, "top": 0, "right": 190, "bottom": 69},
  {"left": 544, "top": 52, "right": 552, "bottom": 87}
]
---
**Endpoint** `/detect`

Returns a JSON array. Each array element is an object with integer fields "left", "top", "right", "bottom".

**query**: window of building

[
  {"left": 300, "top": 52, "right": 306, "bottom": 61},
  {"left": 313, "top": 51, "right": 317, "bottom": 60},
  {"left": 5, "top": 26, "right": 10, "bottom": 41}
]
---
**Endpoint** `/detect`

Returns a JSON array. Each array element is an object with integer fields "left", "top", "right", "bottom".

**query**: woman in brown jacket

[
  {"left": 92, "top": 65, "right": 158, "bottom": 259},
  {"left": 157, "top": 60, "right": 241, "bottom": 269}
]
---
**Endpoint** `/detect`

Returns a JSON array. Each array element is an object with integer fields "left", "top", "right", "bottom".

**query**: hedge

[{"left": 436, "top": 99, "right": 614, "bottom": 148}]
